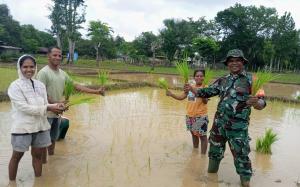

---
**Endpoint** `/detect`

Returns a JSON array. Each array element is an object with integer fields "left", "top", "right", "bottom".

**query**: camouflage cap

[{"left": 222, "top": 49, "right": 249, "bottom": 66}]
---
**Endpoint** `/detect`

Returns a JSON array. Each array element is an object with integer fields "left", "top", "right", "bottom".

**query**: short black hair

[
  {"left": 48, "top": 46, "right": 61, "bottom": 54},
  {"left": 19, "top": 55, "right": 36, "bottom": 67},
  {"left": 193, "top": 69, "right": 205, "bottom": 77}
]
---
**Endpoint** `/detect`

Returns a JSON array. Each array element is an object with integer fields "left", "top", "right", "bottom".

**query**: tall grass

[
  {"left": 175, "top": 56, "right": 190, "bottom": 83},
  {"left": 66, "top": 94, "right": 95, "bottom": 107},
  {"left": 203, "top": 68, "right": 215, "bottom": 85},
  {"left": 252, "top": 71, "right": 278, "bottom": 96},
  {"left": 63, "top": 79, "right": 75, "bottom": 100},
  {"left": 157, "top": 77, "right": 169, "bottom": 90},
  {"left": 256, "top": 128, "right": 278, "bottom": 154},
  {"left": 98, "top": 70, "right": 109, "bottom": 86}
]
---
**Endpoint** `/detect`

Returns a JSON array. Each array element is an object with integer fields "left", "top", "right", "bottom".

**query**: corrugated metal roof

[{"left": 0, "top": 45, "right": 22, "bottom": 50}]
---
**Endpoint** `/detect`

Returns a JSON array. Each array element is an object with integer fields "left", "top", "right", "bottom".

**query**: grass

[
  {"left": 256, "top": 128, "right": 278, "bottom": 154},
  {"left": 0, "top": 67, "right": 17, "bottom": 92},
  {"left": 66, "top": 94, "right": 95, "bottom": 107},
  {"left": 63, "top": 79, "right": 75, "bottom": 100},
  {"left": 157, "top": 77, "right": 169, "bottom": 90},
  {"left": 203, "top": 68, "right": 216, "bottom": 86},
  {"left": 15, "top": 55, "right": 300, "bottom": 84},
  {"left": 98, "top": 70, "right": 109, "bottom": 86},
  {"left": 175, "top": 58, "right": 190, "bottom": 83},
  {"left": 252, "top": 70, "right": 279, "bottom": 95},
  {"left": 1, "top": 57, "right": 300, "bottom": 92}
]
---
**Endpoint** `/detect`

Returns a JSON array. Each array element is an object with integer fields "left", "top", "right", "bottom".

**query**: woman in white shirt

[{"left": 7, "top": 55, "right": 64, "bottom": 180}]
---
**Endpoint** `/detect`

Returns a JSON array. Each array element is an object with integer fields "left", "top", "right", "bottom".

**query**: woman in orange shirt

[{"left": 167, "top": 69, "right": 208, "bottom": 154}]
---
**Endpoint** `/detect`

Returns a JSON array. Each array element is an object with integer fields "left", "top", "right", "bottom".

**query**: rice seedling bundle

[
  {"left": 252, "top": 71, "right": 277, "bottom": 96},
  {"left": 98, "top": 70, "right": 109, "bottom": 86},
  {"left": 66, "top": 94, "right": 95, "bottom": 107},
  {"left": 203, "top": 68, "right": 215, "bottom": 86},
  {"left": 157, "top": 77, "right": 169, "bottom": 90},
  {"left": 256, "top": 128, "right": 278, "bottom": 154},
  {"left": 63, "top": 79, "right": 75, "bottom": 100},
  {"left": 175, "top": 58, "right": 190, "bottom": 83}
]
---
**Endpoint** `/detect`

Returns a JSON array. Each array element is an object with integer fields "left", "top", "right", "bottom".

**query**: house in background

[{"left": 0, "top": 41, "right": 21, "bottom": 56}]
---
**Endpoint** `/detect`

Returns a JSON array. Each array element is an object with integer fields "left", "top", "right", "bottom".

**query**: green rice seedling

[
  {"left": 86, "top": 162, "right": 90, "bottom": 186},
  {"left": 148, "top": 156, "right": 151, "bottom": 173},
  {"left": 63, "top": 79, "right": 75, "bottom": 100},
  {"left": 256, "top": 128, "right": 278, "bottom": 154},
  {"left": 66, "top": 94, "right": 95, "bottom": 107},
  {"left": 203, "top": 68, "right": 215, "bottom": 86},
  {"left": 157, "top": 77, "right": 169, "bottom": 90},
  {"left": 98, "top": 70, "right": 109, "bottom": 86},
  {"left": 175, "top": 57, "right": 190, "bottom": 83},
  {"left": 252, "top": 70, "right": 278, "bottom": 96}
]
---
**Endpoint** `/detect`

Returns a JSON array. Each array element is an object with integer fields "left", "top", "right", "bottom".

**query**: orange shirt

[{"left": 186, "top": 84, "right": 208, "bottom": 117}]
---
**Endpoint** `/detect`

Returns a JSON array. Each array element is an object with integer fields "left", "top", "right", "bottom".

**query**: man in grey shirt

[{"left": 37, "top": 46, "right": 105, "bottom": 162}]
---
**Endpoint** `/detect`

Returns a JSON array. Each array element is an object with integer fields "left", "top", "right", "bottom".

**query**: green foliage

[
  {"left": 132, "top": 31, "right": 158, "bottom": 57},
  {"left": 192, "top": 36, "right": 219, "bottom": 62},
  {"left": 175, "top": 56, "right": 190, "bottom": 83},
  {"left": 66, "top": 94, "right": 95, "bottom": 107},
  {"left": 256, "top": 128, "right": 278, "bottom": 154},
  {"left": 98, "top": 70, "right": 109, "bottom": 86},
  {"left": 87, "top": 20, "right": 116, "bottom": 60},
  {"left": 203, "top": 68, "right": 215, "bottom": 85},
  {"left": 49, "top": 0, "right": 86, "bottom": 63},
  {"left": 157, "top": 77, "right": 168, "bottom": 90},
  {"left": 0, "top": 4, "right": 22, "bottom": 46},
  {"left": 0, "top": 67, "right": 17, "bottom": 92},
  {"left": 252, "top": 70, "right": 278, "bottom": 95},
  {"left": 63, "top": 79, "right": 75, "bottom": 100},
  {"left": 0, "top": 53, "right": 18, "bottom": 62}
]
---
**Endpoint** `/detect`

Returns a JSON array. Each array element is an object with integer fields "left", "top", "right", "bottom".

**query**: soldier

[{"left": 184, "top": 49, "right": 266, "bottom": 187}]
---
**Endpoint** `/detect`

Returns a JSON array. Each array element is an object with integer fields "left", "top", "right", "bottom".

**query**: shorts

[
  {"left": 11, "top": 130, "right": 51, "bottom": 152},
  {"left": 186, "top": 115, "right": 208, "bottom": 137},
  {"left": 48, "top": 117, "right": 61, "bottom": 141}
]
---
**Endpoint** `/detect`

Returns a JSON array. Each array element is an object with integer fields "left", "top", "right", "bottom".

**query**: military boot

[
  {"left": 207, "top": 159, "right": 220, "bottom": 173},
  {"left": 240, "top": 176, "right": 250, "bottom": 187}
]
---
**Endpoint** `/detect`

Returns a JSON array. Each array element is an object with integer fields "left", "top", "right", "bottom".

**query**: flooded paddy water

[
  {"left": 0, "top": 88, "right": 300, "bottom": 187},
  {"left": 109, "top": 73, "right": 300, "bottom": 100}
]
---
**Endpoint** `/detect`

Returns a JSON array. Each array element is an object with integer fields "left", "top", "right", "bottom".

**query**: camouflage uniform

[{"left": 196, "top": 70, "right": 264, "bottom": 180}]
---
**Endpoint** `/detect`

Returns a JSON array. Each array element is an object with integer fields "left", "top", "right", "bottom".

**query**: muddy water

[
  {"left": 0, "top": 88, "right": 300, "bottom": 187},
  {"left": 109, "top": 73, "right": 300, "bottom": 99}
]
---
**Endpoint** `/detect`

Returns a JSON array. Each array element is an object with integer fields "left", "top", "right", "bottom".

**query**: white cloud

[{"left": 1, "top": 0, "right": 300, "bottom": 41}]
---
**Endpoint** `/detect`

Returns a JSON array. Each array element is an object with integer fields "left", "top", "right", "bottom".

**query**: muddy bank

[
  {"left": 1, "top": 81, "right": 300, "bottom": 104},
  {"left": 1, "top": 83, "right": 300, "bottom": 104},
  {"left": 0, "top": 81, "right": 155, "bottom": 102}
]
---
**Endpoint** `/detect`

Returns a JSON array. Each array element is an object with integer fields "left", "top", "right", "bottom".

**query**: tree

[
  {"left": 159, "top": 18, "right": 214, "bottom": 62},
  {"left": 215, "top": 4, "right": 278, "bottom": 69},
  {"left": 159, "top": 19, "right": 196, "bottom": 62},
  {"left": 0, "top": 4, "right": 22, "bottom": 46},
  {"left": 192, "top": 36, "right": 219, "bottom": 67},
  {"left": 272, "top": 12, "right": 299, "bottom": 71},
  {"left": 48, "top": 1, "right": 65, "bottom": 50},
  {"left": 20, "top": 24, "right": 55, "bottom": 53},
  {"left": 262, "top": 40, "right": 275, "bottom": 70},
  {"left": 87, "top": 20, "right": 114, "bottom": 67},
  {"left": 132, "top": 32, "right": 158, "bottom": 57},
  {"left": 49, "top": 0, "right": 86, "bottom": 64}
]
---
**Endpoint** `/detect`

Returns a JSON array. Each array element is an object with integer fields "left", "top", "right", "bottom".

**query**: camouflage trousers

[{"left": 208, "top": 116, "right": 252, "bottom": 179}]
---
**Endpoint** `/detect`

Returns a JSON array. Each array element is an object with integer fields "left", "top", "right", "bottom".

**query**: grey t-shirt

[{"left": 37, "top": 65, "right": 70, "bottom": 117}]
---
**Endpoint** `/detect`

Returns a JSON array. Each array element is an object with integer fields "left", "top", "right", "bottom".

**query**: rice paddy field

[{"left": 0, "top": 88, "right": 300, "bottom": 187}]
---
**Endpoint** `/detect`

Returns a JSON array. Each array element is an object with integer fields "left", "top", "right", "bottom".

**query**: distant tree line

[{"left": 1, "top": 2, "right": 300, "bottom": 71}]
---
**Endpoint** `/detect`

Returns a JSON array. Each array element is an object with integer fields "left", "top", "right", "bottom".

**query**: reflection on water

[
  {"left": 110, "top": 73, "right": 300, "bottom": 99},
  {"left": 0, "top": 88, "right": 300, "bottom": 187}
]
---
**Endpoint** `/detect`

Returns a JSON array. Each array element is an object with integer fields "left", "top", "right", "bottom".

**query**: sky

[{"left": 1, "top": 0, "right": 300, "bottom": 41}]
